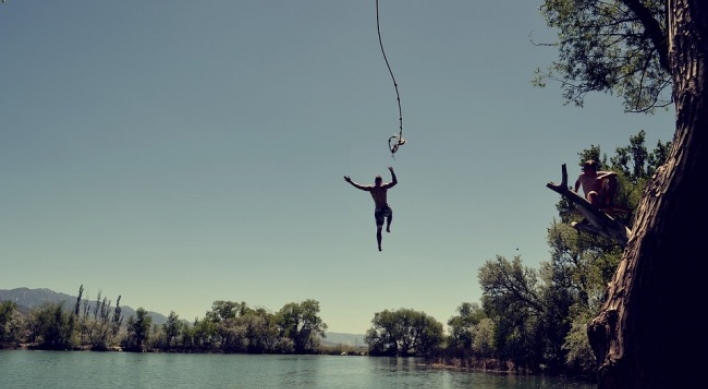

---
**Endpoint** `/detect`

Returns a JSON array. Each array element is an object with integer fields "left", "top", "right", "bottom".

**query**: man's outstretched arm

[
  {"left": 597, "top": 170, "right": 617, "bottom": 180},
  {"left": 386, "top": 167, "right": 398, "bottom": 188},
  {"left": 344, "top": 176, "right": 370, "bottom": 191}
]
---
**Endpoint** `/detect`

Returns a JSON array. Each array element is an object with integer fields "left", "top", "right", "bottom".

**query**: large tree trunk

[{"left": 588, "top": 1, "right": 708, "bottom": 388}]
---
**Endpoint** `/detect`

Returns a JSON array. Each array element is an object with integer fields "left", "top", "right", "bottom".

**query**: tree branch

[{"left": 621, "top": 0, "right": 670, "bottom": 72}]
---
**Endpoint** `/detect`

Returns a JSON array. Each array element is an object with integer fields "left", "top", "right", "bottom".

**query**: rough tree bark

[{"left": 587, "top": 1, "right": 708, "bottom": 388}]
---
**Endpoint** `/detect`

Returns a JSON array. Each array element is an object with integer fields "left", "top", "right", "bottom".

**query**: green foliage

[
  {"left": 318, "top": 343, "right": 366, "bottom": 356},
  {"left": 478, "top": 255, "right": 551, "bottom": 371},
  {"left": 79, "top": 290, "right": 123, "bottom": 351},
  {"left": 175, "top": 299, "right": 326, "bottom": 354},
  {"left": 562, "top": 313, "right": 597, "bottom": 377},
  {"left": 112, "top": 296, "right": 123, "bottom": 329},
  {"left": 276, "top": 299, "right": 328, "bottom": 354},
  {"left": 472, "top": 318, "right": 495, "bottom": 358},
  {"left": 610, "top": 129, "right": 671, "bottom": 188},
  {"left": 542, "top": 131, "right": 672, "bottom": 373},
  {"left": 1, "top": 289, "right": 329, "bottom": 355},
  {"left": 447, "top": 302, "right": 486, "bottom": 350},
  {"left": 365, "top": 308, "right": 443, "bottom": 357},
  {"left": 242, "top": 308, "right": 280, "bottom": 353},
  {"left": 535, "top": 0, "right": 670, "bottom": 112},
  {"left": 156, "top": 311, "right": 183, "bottom": 350},
  {"left": 545, "top": 221, "right": 621, "bottom": 313},
  {"left": 189, "top": 316, "right": 218, "bottom": 351},
  {"left": 122, "top": 307, "right": 152, "bottom": 351},
  {"left": 0, "top": 300, "right": 24, "bottom": 348},
  {"left": 209, "top": 300, "right": 249, "bottom": 321},
  {"left": 27, "top": 302, "right": 78, "bottom": 350},
  {"left": 74, "top": 285, "right": 84, "bottom": 317},
  {"left": 479, "top": 256, "right": 546, "bottom": 318}
]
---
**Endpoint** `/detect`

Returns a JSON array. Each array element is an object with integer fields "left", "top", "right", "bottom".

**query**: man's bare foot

[
  {"left": 386, "top": 228, "right": 391, "bottom": 233},
  {"left": 378, "top": 246, "right": 382, "bottom": 251}
]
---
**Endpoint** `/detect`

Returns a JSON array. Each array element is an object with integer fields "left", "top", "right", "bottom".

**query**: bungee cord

[{"left": 376, "top": 0, "right": 406, "bottom": 156}]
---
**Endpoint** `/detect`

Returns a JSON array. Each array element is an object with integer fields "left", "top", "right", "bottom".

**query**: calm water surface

[{"left": 0, "top": 350, "right": 595, "bottom": 389}]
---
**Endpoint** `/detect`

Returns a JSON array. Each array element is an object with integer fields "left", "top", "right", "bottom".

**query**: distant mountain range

[
  {"left": 0, "top": 287, "right": 365, "bottom": 346},
  {"left": 0, "top": 287, "right": 170, "bottom": 325},
  {"left": 320, "top": 332, "right": 366, "bottom": 347}
]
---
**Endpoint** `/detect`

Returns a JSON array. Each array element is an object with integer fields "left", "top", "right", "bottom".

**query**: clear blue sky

[{"left": 0, "top": 1, "right": 674, "bottom": 334}]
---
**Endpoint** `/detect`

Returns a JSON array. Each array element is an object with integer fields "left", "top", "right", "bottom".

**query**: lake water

[{"left": 0, "top": 350, "right": 595, "bottom": 389}]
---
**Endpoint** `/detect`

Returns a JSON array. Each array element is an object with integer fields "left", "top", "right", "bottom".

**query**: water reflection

[
  {"left": 0, "top": 351, "right": 595, "bottom": 389},
  {"left": 277, "top": 355, "right": 318, "bottom": 388}
]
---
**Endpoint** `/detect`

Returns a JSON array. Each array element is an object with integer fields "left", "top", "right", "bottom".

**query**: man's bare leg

[
  {"left": 603, "top": 176, "right": 618, "bottom": 206},
  {"left": 386, "top": 215, "right": 392, "bottom": 233},
  {"left": 376, "top": 227, "right": 383, "bottom": 251}
]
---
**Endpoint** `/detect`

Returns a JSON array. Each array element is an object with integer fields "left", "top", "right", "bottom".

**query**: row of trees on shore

[{"left": 0, "top": 290, "right": 329, "bottom": 354}]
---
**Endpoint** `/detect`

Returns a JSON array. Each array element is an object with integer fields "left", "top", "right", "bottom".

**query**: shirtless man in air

[
  {"left": 574, "top": 160, "right": 618, "bottom": 207},
  {"left": 344, "top": 167, "right": 398, "bottom": 251}
]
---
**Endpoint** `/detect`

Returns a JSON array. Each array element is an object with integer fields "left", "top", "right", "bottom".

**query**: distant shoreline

[{"left": 5, "top": 343, "right": 369, "bottom": 356}]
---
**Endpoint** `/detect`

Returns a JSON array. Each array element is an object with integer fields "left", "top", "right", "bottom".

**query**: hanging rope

[{"left": 376, "top": 0, "right": 406, "bottom": 156}]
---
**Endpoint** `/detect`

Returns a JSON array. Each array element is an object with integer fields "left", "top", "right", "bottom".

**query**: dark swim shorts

[{"left": 374, "top": 205, "right": 392, "bottom": 226}]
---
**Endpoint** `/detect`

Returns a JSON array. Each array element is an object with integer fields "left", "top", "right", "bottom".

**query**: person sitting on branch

[
  {"left": 343, "top": 167, "right": 398, "bottom": 252},
  {"left": 574, "top": 159, "right": 618, "bottom": 208}
]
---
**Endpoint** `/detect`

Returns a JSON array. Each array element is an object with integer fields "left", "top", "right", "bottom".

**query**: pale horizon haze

[{"left": 0, "top": 1, "right": 675, "bottom": 334}]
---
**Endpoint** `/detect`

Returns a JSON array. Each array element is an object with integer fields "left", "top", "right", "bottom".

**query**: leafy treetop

[{"left": 534, "top": 0, "right": 671, "bottom": 113}]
